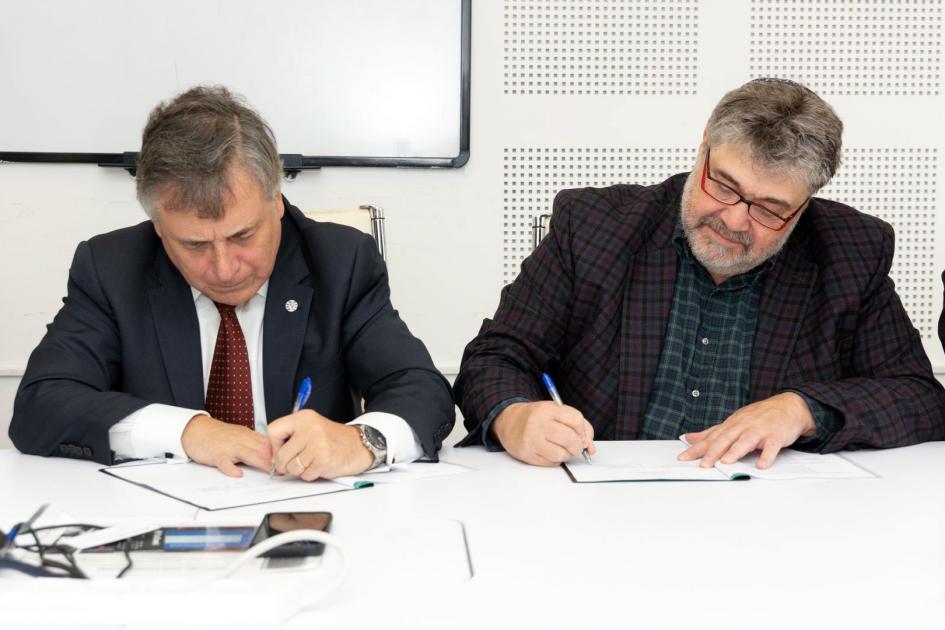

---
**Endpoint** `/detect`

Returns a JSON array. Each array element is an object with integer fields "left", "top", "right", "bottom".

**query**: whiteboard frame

[{"left": 0, "top": 0, "right": 471, "bottom": 174}]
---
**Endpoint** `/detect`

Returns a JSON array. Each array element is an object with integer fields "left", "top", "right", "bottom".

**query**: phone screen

[
  {"left": 251, "top": 512, "right": 332, "bottom": 557},
  {"left": 85, "top": 526, "right": 257, "bottom": 553},
  {"left": 162, "top": 527, "right": 257, "bottom": 551}
]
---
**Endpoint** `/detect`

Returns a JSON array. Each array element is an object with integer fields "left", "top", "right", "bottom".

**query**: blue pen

[
  {"left": 541, "top": 373, "right": 592, "bottom": 464},
  {"left": 293, "top": 377, "right": 313, "bottom": 414},
  {"left": 270, "top": 377, "right": 312, "bottom": 478}
]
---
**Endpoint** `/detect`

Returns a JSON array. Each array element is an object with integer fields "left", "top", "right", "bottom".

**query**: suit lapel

[
  {"left": 617, "top": 246, "right": 677, "bottom": 439},
  {"left": 749, "top": 230, "right": 818, "bottom": 401},
  {"left": 148, "top": 249, "right": 205, "bottom": 409},
  {"left": 616, "top": 204, "right": 679, "bottom": 440},
  {"left": 263, "top": 220, "right": 314, "bottom": 421}
]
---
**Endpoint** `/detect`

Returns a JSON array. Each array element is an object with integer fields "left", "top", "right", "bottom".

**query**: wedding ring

[{"left": 294, "top": 455, "right": 305, "bottom": 473}]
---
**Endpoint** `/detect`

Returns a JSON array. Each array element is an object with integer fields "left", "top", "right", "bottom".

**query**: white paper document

[
  {"left": 101, "top": 461, "right": 370, "bottom": 510},
  {"left": 563, "top": 440, "right": 875, "bottom": 482},
  {"left": 334, "top": 461, "right": 471, "bottom": 486},
  {"left": 102, "top": 460, "right": 471, "bottom": 510}
]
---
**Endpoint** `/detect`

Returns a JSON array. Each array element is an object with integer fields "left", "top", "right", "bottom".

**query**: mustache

[{"left": 696, "top": 214, "right": 752, "bottom": 250}]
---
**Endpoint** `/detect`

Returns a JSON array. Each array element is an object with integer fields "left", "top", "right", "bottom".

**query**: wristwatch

[{"left": 353, "top": 424, "right": 387, "bottom": 470}]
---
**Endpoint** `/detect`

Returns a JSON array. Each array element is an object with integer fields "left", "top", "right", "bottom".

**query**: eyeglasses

[
  {"left": 4, "top": 522, "right": 98, "bottom": 578},
  {"left": 700, "top": 147, "right": 808, "bottom": 231},
  {"left": 1, "top": 505, "right": 133, "bottom": 579}
]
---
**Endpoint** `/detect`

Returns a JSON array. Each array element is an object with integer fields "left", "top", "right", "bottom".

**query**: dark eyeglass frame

[
  {"left": 700, "top": 147, "right": 809, "bottom": 232},
  {"left": 1, "top": 521, "right": 133, "bottom": 579}
]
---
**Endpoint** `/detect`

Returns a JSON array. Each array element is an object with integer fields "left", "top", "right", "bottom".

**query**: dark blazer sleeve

[
  {"left": 792, "top": 226, "right": 945, "bottom": 450},
  {"left": 10, "top": 241, "right": 150, "bottom": 464},
  {"left": 340, "top": 232, "right": 455, "bottom": 459},
  {"left": 454, "top": 190, "right": 578, "bottom": 445}
]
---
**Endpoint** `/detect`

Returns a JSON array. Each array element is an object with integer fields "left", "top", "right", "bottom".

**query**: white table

[{"left": 3, "top": 444, "right": 945, "bottom": 629}]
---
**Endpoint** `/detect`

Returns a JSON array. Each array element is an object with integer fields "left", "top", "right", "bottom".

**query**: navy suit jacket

[
  {"left": 11, "top": 198, "right": 454, "bottom": 464},
  {"left": 456, "top": 174, "right": 945, "bottom": 450}
]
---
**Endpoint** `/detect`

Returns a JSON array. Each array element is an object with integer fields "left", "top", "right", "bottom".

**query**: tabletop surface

[{"left": 2, "top": 443, "right": 945, "bottom": 629}]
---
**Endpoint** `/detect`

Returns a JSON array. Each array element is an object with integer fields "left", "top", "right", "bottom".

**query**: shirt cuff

[
  {"left": 784, "top": 390, "right": 842, "bottom": 447},
  {"left": 107, "top": 404, "right": 207, "bottom": 461},
  {"left": 348, "top": 412, "right": 422, "bottom": 465},
  {"left": 480, "top": 397, "right": 531, "bottom": 452}
]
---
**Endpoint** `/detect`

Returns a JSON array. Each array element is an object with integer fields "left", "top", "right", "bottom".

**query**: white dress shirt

[{"left": 108, "top": 281, "right": 423, "bottom": 464}]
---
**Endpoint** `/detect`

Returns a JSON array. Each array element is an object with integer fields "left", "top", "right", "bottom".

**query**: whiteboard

[{"left": 0, "top": 0, "right": 469, "bottom": 166}]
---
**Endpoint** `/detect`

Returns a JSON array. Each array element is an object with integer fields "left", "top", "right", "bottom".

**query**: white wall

[{"left": 2, "top": 0, "right": 944, "bottom": 449}]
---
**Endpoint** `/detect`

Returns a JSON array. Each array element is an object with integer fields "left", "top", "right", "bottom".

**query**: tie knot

[{"left": 214, "top": 302, "right": 237, "bottom": 319}]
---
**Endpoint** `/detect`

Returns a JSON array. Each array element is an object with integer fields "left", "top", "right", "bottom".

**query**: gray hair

[
  {"left": 136, "top": 85, "right": 282, "bottom": 220},
  {"left": 705, "top": 78, "right": 843, "bottom": 194}
]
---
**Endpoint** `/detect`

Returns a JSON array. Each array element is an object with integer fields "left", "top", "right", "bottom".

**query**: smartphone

[
  {"left": 161, "top": 526, "right": 256, "bottom": 551},
  {"left": 250, "top": 511, "right": 332, "bottom": 558},
  {"left": 85, "top": 526, "right": 257, "bottom": 553}
]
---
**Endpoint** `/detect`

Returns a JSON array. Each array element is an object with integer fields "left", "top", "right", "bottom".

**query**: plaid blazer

[
  {"left": 455, "top": 173, "right": 945, "bottom": 451},
  {"left": 940, "top": 271, "right": 945, "bottom": 353}
]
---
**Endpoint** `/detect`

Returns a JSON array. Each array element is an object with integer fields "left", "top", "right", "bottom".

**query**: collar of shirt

[{"left": 190, "top": 280, "right": 270, "bottom": 308}]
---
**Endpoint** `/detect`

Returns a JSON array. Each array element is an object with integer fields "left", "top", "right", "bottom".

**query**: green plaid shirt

[{"left": 640, "top": 225, "right": 839, "bottom": 442}]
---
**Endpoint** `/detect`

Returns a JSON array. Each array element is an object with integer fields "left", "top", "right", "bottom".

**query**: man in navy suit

[{"left": 10, "top": 86, "right": 454, "bottom": 479}]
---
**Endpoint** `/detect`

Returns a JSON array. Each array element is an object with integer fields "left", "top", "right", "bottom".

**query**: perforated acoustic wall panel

[
  {"left": 500, "top": 0, "right": 945, "bottom": 360},
  {"left": 503, "top": 0, "right": 699, "bottom": 95},
  {"left": 502, "top": 148, "right": 697, "bottom": 283},
  {"left": 820, "top": 148, "right": 939, "bottom": 339},
  {"left": 503, "top": 147, "right": 940, "bottom": 341},
  {"left": 749, "top": 0, "right": 942, "bottom": 96}
]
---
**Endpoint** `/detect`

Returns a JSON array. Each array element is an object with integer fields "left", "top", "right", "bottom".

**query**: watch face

[
  {"left": 362, "top": 425, "right": 387, "bottom": 451},
  {"left": 357, "top": 425, "right": 387, "bottom": 470}
]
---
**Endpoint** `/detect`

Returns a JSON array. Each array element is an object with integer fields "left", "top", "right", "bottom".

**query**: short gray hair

[
  {"left": 705, "top": 78, "right": 843, "bottom": 194},
  {"left": 136, "top": 85, "right": 282, "bottom": 219}
]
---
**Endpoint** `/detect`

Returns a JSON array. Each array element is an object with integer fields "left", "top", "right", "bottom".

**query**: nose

[
  {"left": 210, "top": 244, "right": 239, "bottom": 283},
  {"left": 718, "top": 199, "right": 753, "bottom": 233}
]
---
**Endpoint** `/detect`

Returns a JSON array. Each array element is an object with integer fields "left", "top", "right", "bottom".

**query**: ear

[
  {"left": 153, "top": 219, "right": 164, "bottom": 239},
  {"left": 275, "top": 193, "right": 285, "bottom": 219},
  {"left": 698, "top": 129, "right": 709, "bottom": 156}
]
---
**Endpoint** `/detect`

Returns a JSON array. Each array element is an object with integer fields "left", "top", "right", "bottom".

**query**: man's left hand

[
  {"left": 267, "top": 410, "right": 374, "bottom": 481},
  {"left": 677, "top": 392, "right": 817, "bottom": 469}
]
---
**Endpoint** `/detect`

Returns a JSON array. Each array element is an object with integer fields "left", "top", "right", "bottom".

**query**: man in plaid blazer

[
  {"left": 455, "top": 79, "right": 945, "bottom": 468},
  {"left": 940, "top": 271, "right": 944, "bottom": 352}
]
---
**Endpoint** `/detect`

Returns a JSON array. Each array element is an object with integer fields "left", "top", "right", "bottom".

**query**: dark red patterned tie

[{"left": 204, "top": 302, "right": 255, "bottom": 429}]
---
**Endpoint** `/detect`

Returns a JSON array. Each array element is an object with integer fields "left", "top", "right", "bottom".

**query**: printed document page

[
  {"left": 103, "top": 459, "right": 474, "bottom": 510},
  {"left": 334, "top": 461, "right": 471, "bottom": 486},
  {"left": 715, "top": 448, "right": 875, "bottom": 480},
  {"left": 564, "top": 441, "right": 727, "bottom": 482},
  {"left": 102, "top": 461, "right": 364, "bottom": 510},
  {"left": 564, "top": 440, "right": 875, "bottom": 482}
]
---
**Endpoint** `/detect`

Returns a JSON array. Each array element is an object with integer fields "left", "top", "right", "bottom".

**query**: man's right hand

[
  {"left": 180, "top": 415, "right": 273, "bottom": 477},
  {"left": 491, "top": 401, "right": 596, "bottom": 467}
]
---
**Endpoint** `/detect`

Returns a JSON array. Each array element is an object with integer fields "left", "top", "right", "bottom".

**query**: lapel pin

[{"left": 285, "top": 299, "right": 299, "bottom": 313}]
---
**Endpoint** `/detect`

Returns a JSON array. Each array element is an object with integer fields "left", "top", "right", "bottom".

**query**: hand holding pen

[
  {"left": 266, "top": 377, "right": 377, "bottom": 480},
  {"left": 269, "top": 377, "right": 312, "bottom": 478},
  {"left": 542, "top": 373, "right": 593, "bottom": 465},
  {"left": 489, "top": 374, "right": 596, "bottom": 467}
]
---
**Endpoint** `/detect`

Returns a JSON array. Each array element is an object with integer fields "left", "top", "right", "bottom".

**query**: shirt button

[
  {"left": 701, "top": 337, "right": 709, "bottom": 346},
  {"left": 691, "top": 389, "right": 700, "bottom": 398}
]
